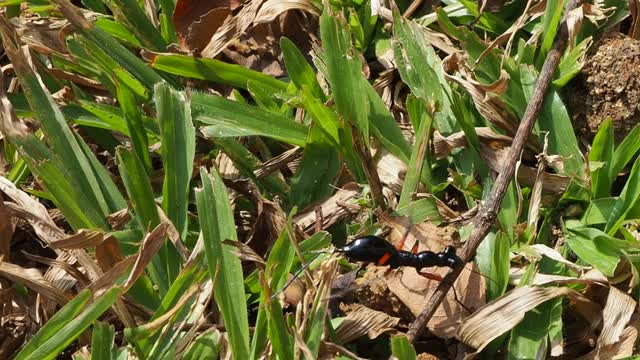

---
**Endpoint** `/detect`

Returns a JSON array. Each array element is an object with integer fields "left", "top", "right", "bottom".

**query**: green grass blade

[
  {"left": 53, "top": 0, "right": 169, "bottom": 90},
  {"left": 393, "top": 13, "right": 443, "bottom": 107},
  {"left": 21, "top": 287, "right": 123, "bottom": 360},
  {"left": 182, "top": 329, "right": 221, "bottom": 360},
  {"left": 194, "top": 92, "right": 308, "bottom": 147},
  {"left": 103, "top": 0, "right": 166, "bottom": 51},
  {"left": 320, "top": 7, "right": 369, "bottom": 138},
  {"left": 589, "top": 118, "right": 614, "bottom": 199},
  {"left": 156, "top": 83, "right": 195, "bottom": 241},
  {"left": 117, "top": 83, "right": 151, "bottom": 173},
  {"left": 520, "top": 65, "right": 584, "bottom": 177},
  {"left": 605, "top": 155, "right": 640, "bottom": 235},
  {"left": 211, "top": 137, "right": 289, "bottom": 197},
  {"left": 611, "top": 123, "right": 640, "bottom": 178},
  {"left": 149, "top": 53, "right": 288, "bottom": 92},
  {"left": 1, "top": 35, "right": 114, "bottom": 223},
  {"left": 281, "top": 37, "right": 325, "bottom": 101},
  {"left": 566, "top": 227, "right": 620, "bottom": 277},
  {"left": 90, "top": 322, "right": 116, "bottom": 360},
  {"left": 391, "top": 335, "right": 417, "bottom": 360},
  {"left": 116, "top": 147, "right": 172, "bottom": 296},
  {"left": 476, "top": 231, "right": 510, "bottom": 302},
  {"left": 196, "top": 167, "right": 250, "bottom": 359},
  {"left": 399, "top": 103, "right": 432, "bottom": 206},
  {"left": 290, "top": 127, "right": 340, "bottom": 209},
  {"left": 15, "top": 289, "right": 92, "bottom": 359}
]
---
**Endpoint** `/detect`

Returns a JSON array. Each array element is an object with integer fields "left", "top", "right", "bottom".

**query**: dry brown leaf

[
  {"left": 335, "top": 304, "right": 401, "bottom": 343},
  {"left": 48, "top": 229, "right": 105, "bottom": 249},
  {"left": 377, "top": 149, "right": 406, "bottom": 195},
  {"left": 254, "top": 0, "right": 321, "bottom": 23},
  {"left": 222, "top": 239, "right": 266, "bottom": 267},
  {"left": 201, "top": 0, "right": 263, "bottom": 58},
  {"left": 526, "top": 244, "right": 592, "bottom": 273},
  {"left": 157, "top": 205, "right": 190, "bottom": 261},
  {"left": 582, "top": 319, "right": 639, "bottom": 359},
  {"left": 107, "top": 207, "right": 131, "bottom": 230},
  {"left": 0, "top": 260, "right": 68, "bottom": 306},
  {"left": 0, "top": 176, "right": 66, "bottom": 243},
  {"left": 173, "top": 0, "right": 232, "bottom": 53},
  {"left": 124, "top": 222, "right": 170, "bottom": 289},
  {"left": 510, "top": 267, "right": 608, "bottom": 287},
  {"left": 527, "top": 134, "right": 548, "bottom": 235},
  {"left": 88, "top": 256, "right": 136, "bottom": 295},
  {"left": 386, "top": 263, "right": 486, "bottom": 339},
  {"left": 294, "top": 183, "right": 362, "bottom": 232},
  {"left": 443, "top": 54, "right": 519, "bottom": 137},
  {"left": 96, "top": 234, "right": 125, "bottom": 272},
  {"left": 21, "top": 251, "right": 91, "bottom": 287},
  {"left": 482, "top": 144, "right": 570, "bottom": 194},
  {"left": 586, "top": 287, "right": 637, "bottom": 359},
  {"left": 457, "top": 286, "right": 593, "bottom": 352}
]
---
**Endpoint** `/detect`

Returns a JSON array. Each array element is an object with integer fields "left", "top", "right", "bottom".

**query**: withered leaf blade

[
  {"left": 386, "top": 263, "right": 485, "bottom": 339},
  {"left": 587, "top": 287, "right": 637, "bottom": 358},
  {"left": 0, "top": 261, "right": 69, "bottom": 306},
  {"left": 48, "top": 229, "right": 105, "bottom": 249},
  {"left": 124, "top": 222, "right": 170, "bottom": 289},
  {"left": 457, "top": 286, "right": 593, "bottom": 353},
  {"left": 335, "top": 304, "right": 400, "bottom": 343}
]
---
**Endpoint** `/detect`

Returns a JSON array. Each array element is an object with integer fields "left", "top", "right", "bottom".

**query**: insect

[{"left": 335, "top": 235, "right": 460, "bottom": 273}]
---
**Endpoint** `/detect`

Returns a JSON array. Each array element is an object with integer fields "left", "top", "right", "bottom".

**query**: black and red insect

[{"left": 335, "top": 235, "right": 461, "bottom": 275}]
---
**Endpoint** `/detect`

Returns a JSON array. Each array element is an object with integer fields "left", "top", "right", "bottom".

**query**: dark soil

[{"left": 566, "top": 32, "right": 640, "bottom": 143}]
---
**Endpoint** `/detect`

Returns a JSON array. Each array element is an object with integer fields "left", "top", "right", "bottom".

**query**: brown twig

[{"left": 405, "top": 0, "right": 582, "bottom": 343}]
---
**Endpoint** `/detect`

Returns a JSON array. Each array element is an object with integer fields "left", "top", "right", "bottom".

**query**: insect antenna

[{"left": 270, "top": 250, "right": 328, "bottom": 300}]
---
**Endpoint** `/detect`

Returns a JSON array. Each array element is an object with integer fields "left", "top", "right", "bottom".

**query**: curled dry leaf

[
  {"left": 173, "top": 0, "right": 233, "bottom": 52},
  {"left": 201, "top": 0, "right": 262, "bottom": 58},
  {"left": 157, "top": 205, "right": 190, "bottom": 261},
  {"left": 335, "top": 304, "right": 400, "bottom": 343},
  {"left": 457, "top": 286, "right": 593, "bottom": 353},
  {"left": 584, "top": 287, "right": 637, "bottom": 359},
  {"left": 107, "top": 208, "right": 131, "bottom": 230},
  {"left": 0, "top": 261, "right": 69, "bottom": 306},
  {"left": 124, "top": 222, "right": 170, "bottom": 289},
  {"left": 254, "top": 0, "right": 321, "bottom": 24},
  {"left": 482, "top": 144, "right": 570, "bottom": 194},
  {"left": 510, "top": 267, "right": 608, "bottom": 287},
  {"left": 88, "top": 256, "right": 136, "bottom": 295},
  {"left": 527, "top": 244, "right": 592, "bottom": 273},
  {"left": 0, "top": 176, "right": 66, "bottom": 243},
  {"left": 222, "top": 239, "right": 266, "bottom": 267},
  {"left": 443, "top": 54, "right": 519, "bottom": 137},
  {"left": 294, "top": 183, "right": 362, "bottom": 232},
  {"left": 48, "top": 229, "right": 105, "bottom": 249}
]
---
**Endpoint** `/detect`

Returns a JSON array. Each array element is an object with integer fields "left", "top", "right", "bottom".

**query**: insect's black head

[{"left": 336, "top": 235, "right": 397, "bottom": 264}]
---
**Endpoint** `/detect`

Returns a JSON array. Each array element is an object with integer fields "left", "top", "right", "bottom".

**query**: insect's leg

[
  {"left": 410, "top": 240, "right": 419, "bottom": 254},
  {"left": 451, "top": 286, "right": 473, "bottom": 314},
  {"left": 417, "top": 271, "right": 444, "bottom": 282},
  {"left": 271, "top": 252, "right": 323, "bottom": 300},
  {"left": 395, "top": 226, "right": 412, "bottom": 251},
  {"left": 418, "top": 271, "right": 473, "bottom": 314}
]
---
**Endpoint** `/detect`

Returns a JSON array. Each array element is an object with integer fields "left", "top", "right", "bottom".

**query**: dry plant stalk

[{"left": 405, "top": 0, "right": 583, "bottom": 343}]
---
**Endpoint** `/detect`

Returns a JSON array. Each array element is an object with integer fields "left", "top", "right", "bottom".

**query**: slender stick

[{"left": 405, "top": 0, "right": 582, "bottom": 343}]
